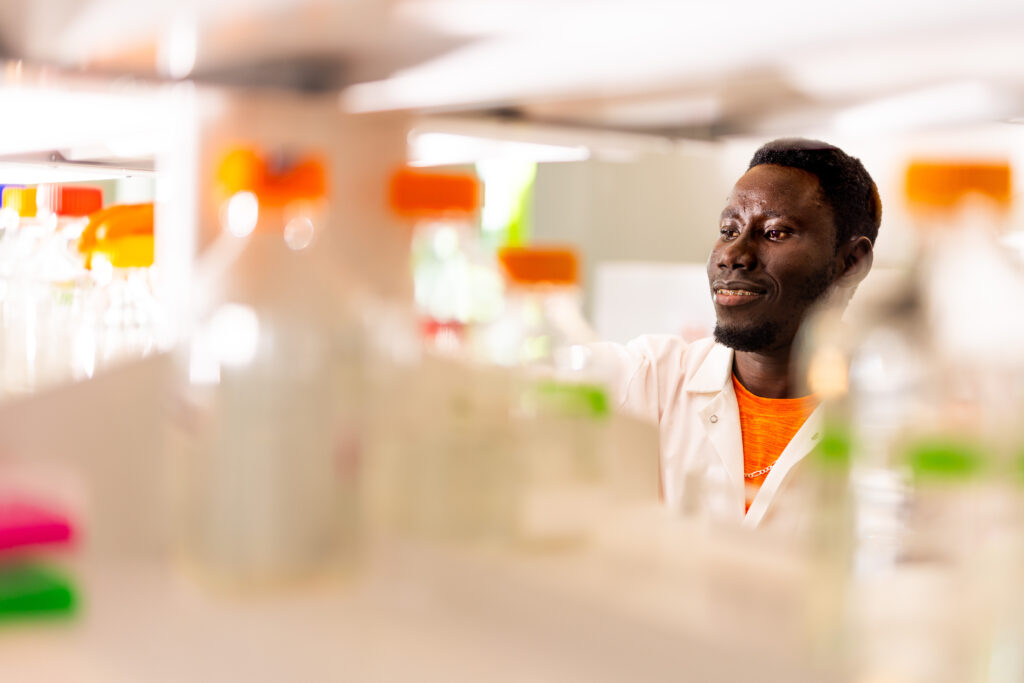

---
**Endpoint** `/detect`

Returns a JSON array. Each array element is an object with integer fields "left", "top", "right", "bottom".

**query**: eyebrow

[{"left": 719, "top": 208, "right": 790, "bottom": 221}]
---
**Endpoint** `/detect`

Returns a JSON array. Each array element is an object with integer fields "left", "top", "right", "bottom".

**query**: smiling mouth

[{"left": 713, "top": 285, "right": 766, "bottom": 306}]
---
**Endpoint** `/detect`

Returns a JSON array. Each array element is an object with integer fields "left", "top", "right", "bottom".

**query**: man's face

[{"left": 707, "top": 164, "right": 841, "bottom": 353}]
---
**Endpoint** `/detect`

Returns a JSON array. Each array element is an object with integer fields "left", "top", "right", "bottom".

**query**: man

[{"left": 595, "top": 138, "right": 881, "bottom": 532}]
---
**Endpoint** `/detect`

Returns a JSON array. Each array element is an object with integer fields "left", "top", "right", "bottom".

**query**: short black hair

[{"left": 748, "top": 138, "right": 881, "bottom": 247}]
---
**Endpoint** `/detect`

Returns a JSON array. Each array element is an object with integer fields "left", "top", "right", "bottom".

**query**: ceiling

[{"left": 3, "top": 0, "right": 1024, "bottom": 138}]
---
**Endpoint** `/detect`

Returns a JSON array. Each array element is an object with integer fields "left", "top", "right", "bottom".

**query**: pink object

[{"left": 0, "top": 501, "right": 75, "bottom": 554}]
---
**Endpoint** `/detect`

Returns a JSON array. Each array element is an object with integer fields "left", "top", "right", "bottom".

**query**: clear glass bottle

[{"left": 172, "top": 148, "right": 363, "bottom": 588}]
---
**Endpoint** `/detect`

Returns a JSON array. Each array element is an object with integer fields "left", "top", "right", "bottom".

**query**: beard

[
  {"left": 712, "top": 264, "right": 834, "bottom": 353},
  {"left": 713, "top": 319, "right": 781, "bottom": 352}
]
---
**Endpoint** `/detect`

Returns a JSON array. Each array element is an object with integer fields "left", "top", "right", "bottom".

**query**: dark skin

[{"left": 707, "top": 164, "right": 873, "bottom": 398}]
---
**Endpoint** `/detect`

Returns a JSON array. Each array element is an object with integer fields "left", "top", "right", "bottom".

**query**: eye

[
  {"left": 764, "top": 227, "right": 792, "bottom": 241},
  {"left": 719, "top": 226, "right": 739, "bottom": 241}
]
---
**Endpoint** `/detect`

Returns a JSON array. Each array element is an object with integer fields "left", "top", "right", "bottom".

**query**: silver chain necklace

[{"left": 744, "top": 464, "right": 773, "bottom": 479}]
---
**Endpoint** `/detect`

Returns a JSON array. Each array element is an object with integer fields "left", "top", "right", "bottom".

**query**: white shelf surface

[{"left": 0, "top": 535, "right": 831, "bottom": 683}]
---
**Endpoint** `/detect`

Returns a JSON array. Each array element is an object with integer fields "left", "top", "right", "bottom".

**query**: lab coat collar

[
  {"left": 683, "top": 342, "right": 734, "bottom": 393},
  {"left": 743, "top": 404, "right": 824, "bottom": 528},
  {"left": 683, "top": 339, "right": 826, "bottom": 528}
]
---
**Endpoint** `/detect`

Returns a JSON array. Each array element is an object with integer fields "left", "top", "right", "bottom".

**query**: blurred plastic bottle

[
  {"left": 487, "top": 246, "right": 612, "bottom": 546},
  {"left": 370, "top": 168, "right": 518, "bottom": 542},
  {"left": 172, "top": 147, "right": 363, "bottom": 587},
  {"left": 26, "top": 185, "right": 103, "bottom": 388},
  {"left": 0, "top": 186, "right": 42, "bottom": 261},
  {"left": 0, "top": 184, "right": 16, "bottom": 242},
  {"left": 36, "top": 185, "right": 103, "bottom": 247},
  {"left": 392, "top": 168, "right": 503, "bottom": 355},
  {"left": 799, "top": 161, "right": 1024, "bottom": 683},
  {"left": 79, "top": 203, "right": 162, "bottom": 372},
  {"left": 486, "top": 246, "right": 599, "bottom": 369},
  {"left": 0, "top": 187, "right": 44, "bottom": 396}
]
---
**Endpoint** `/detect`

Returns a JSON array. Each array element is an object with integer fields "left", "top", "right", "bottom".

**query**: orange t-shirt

[{"left": 732, "top": 375, "right": 817, "bottom": 512}]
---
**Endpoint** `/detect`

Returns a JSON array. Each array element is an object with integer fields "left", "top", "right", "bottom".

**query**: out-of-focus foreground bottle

[
  {"left": 487, "top": 246, "right": 612, "bottom": 547},
  {"left": 27, "top": 185, "right": 103, "bottom": 388},
  {"left": 79, "top": 202, "right": 162, "bottom": 372},
  {"left": 0, "top": 187, "right": 44, "bottom": 395},
  {"left": 171, "top": 148, "right": 363, "bottom": 588},
  {"left": 370, "top": 168, "right": 517, "bottom": 543},
  {"left": 396, "top": 167, "right": 503, "bottom": 355},
  {"left": 370, "top": 168, "right": 659, "bottom": 553},
  {"left": 800, "top": 160, "right": 1024, "bottom": 683},
  {"left": 0, "top": 185, "right": 110, "bottom": 395}
]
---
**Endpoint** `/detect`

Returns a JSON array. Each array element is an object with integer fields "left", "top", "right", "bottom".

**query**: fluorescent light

[
  {"left": 833, "top": 82, "right": 1015, "bottom": 134},
  {"left": 408, "top": 132, "right": 589, "bottom": 166},
  {"left": 575, "top": 95, "right": 720, "bottom": 129}
]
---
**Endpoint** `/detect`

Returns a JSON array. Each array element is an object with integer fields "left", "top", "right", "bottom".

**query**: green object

[
  {"left": 504, "top": 164, "right": 535, "bottom": 247},
  {"left": 1016, "top": 449, "right": 1024, "bottom": 483},
  {"left": 0, "top": 564, "right": 77, "bottom": 620},
  {"left": 907, "top": 438, "right": 984, "bottom": 481},
  {"left": 816, "top": 422, "right": 852, "bottom": 467},
  {"left": 531, "top": 380, "right": 610, "bottom": 418}
]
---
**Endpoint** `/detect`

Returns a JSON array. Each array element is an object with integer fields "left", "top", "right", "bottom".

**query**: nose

[{"left": 715, "top": 231, "right": 758, "bottom": 271}]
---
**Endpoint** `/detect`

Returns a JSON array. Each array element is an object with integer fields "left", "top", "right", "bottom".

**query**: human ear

[{"left": 836, "top": 236, "right": 873, "bottom": 288}]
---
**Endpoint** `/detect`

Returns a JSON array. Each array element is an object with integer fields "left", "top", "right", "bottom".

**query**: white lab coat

[{"left": 591, "top": 336, "right": 825, "bottom": 535}]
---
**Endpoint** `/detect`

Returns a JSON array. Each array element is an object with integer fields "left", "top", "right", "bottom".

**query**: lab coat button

[{"left": 709, "top": 415, "right": 718, "bottom": 423}]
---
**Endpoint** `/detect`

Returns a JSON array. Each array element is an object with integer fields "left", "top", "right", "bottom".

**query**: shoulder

[
  {"left": 592, "top": 334, "right": 725, "bottom": 383},
  {"left": 591, "top": 335, "right": 732, "bottom": 418},
  {"left": 623, "top": 334, "right": 720, "bottom": 372}
]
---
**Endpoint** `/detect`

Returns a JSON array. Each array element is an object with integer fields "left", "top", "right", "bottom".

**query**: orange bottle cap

[
  {"left": 37, "top": 185, "right": 103, "bottom": 217},
  {"left": 498, "top": 246, "right": 579, "bottom": 286},
  {"left": 2, "top": 187, "right": 37, "bottom": 217},
  {"left": 217, "top": 147, "right": 327, "bottom": 206},
  {"left": 94, "top": 234, "right": 154, "bottom": 269},
  {"left": 905, "top": 161, "right": 1012, "bottom": 208},
  {"left": 79, "top": 204, "right": 154, "bottom": 266},
  {"left": 388, "top": 168, "right": 480, "bottom": 217}
]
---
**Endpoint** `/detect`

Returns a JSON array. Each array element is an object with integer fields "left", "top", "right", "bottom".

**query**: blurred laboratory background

[{"left": 4, "top": 1, "right": 1024, "bottom": 682}]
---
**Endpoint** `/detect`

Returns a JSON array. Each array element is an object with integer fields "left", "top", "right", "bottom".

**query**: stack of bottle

[
  {"left": 78, "top": 202, "right": 161, "bottom": 372},
  {"left": 373, "top": 167, "right": 652, "bottom": 552},
  {"left": 0, "top": 183, "right": 161, "bottom": 398},
  {"left": 800, "top": 160, "right": 1024, "bottom": 683},
  {"left": 28, "top": 185, "right": 103, "bottom": 388}
]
